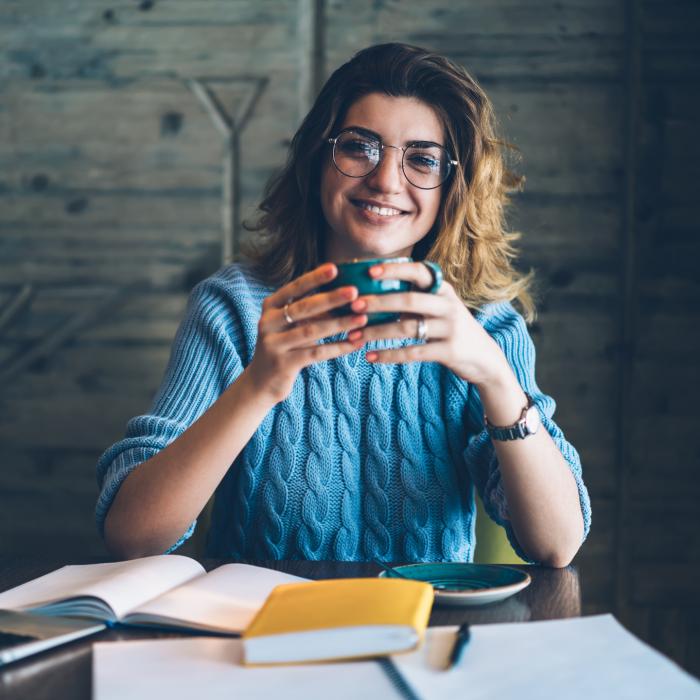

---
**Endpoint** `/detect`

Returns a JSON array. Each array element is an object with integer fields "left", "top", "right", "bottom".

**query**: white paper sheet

[
  {"left": 93, "top": 614, "right": 700, "bottom": 700},
  {"left": 396, "top": 614, "right": 700, "bottom": 699},
  {"left": 93, "top": 637, "right": 397, "bottom": 700}
]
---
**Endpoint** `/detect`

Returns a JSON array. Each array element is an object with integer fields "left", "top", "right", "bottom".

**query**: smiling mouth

[{"left": 351, "top": 199, "right": 408, "bottom": 217}]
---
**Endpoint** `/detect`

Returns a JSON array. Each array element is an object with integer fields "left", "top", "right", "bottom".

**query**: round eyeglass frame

[{"left": 326, "top": 128, "right": 458, "bottom": 190}]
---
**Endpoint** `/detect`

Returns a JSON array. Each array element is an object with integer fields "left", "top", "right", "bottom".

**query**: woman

[{"left": 97, "top": 43, "right": 590, "bottom": 566}]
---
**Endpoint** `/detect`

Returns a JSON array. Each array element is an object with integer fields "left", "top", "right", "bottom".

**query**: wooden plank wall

[
  {"left": 0, "top": 0, "right": 306, "bottom": 556},
  {"left": 0, "top": 0, "right": 697, "bottom": 677},
  {"left": 616, "top": 0, "right": 700, "bottom": 675}
]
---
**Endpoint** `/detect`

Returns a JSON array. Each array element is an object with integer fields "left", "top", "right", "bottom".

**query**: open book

[{"left": 0, "top": 555, "right": 307, "bottom": 635}]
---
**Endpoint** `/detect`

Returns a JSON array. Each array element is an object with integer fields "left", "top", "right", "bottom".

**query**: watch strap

[
  {"left": 484, "top": 393, "right": 537, "bottom": 441},
  {"left": 487, "top": 422, "right": 532, "bottom": 441}
]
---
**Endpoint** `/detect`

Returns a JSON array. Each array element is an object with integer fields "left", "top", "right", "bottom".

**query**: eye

[
  {"left": 406, "top": 149, "right": 442, "bottom": 173},
  {"left": 337, "top": 135, "right": 380, "bottom": 160}
]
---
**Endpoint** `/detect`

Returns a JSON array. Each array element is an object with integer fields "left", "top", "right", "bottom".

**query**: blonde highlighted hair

[{"left": 245, "top": 43, "right": 534, "bottom": 322}]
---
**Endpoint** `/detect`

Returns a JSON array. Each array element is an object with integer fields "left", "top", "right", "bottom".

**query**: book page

[
  {"left": 125, "top": 564, "right": 308, "bottom": 633},
  {"left": 0, "top": 555, "right": 205, "bottom": 621}
]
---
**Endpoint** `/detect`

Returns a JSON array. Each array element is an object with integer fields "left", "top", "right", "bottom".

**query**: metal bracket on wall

[
  {"left": 0, "top": 78, "right": 267, "bottom": 386},
  {"left": 0, "top": 284, "right": 136, "bottom": 386},
  {"left": 186, "top": 77, "right": 268, "bottom": 266},
  {"left": 0, "top": 284, "right": 34, "bottom": 337}
]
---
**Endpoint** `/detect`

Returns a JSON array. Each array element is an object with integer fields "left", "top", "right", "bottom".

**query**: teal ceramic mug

[{"left": 322, "top": 257, "right": 412, "bottom": 326}]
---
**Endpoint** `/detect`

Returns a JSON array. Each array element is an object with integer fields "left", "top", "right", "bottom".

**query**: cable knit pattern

[
  {"left": 296, "top": 363, "right": 334, "bottom": 558},
  {"left": 230, "top": 410, "right": 273, "bottom": 556},
  {"left": 419, "top": 363, "right": 470, "bottom": 561},
  {"left": 258, "top": 381, "right": 302, "bottom": 559},
  {"left": 333, "top": 350, "right": 362, "bottom": 560},
  {"left": 95, "top": 264, "right": 591, "bottom": 562},
  {"left": 363, "top": 362, "right": 393, "bottom": 560},
  {"left": 396, "top": 362, "right": 429, "bottom": 560}
]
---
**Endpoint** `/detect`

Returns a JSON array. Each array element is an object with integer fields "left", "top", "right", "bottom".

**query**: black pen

[{"left": 447, "top": 622, "right": 471, "bottom": 669}]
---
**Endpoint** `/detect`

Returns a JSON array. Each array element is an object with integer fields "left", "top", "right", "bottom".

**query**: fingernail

[
  {"left": 324, "top": 264, "right": 337, "bottom": 279},
  {"left": 351, "top": 299, "right": 367, "bottom": 312},
  {"left": 348, "top": 329, "right": 362, "bottom": 341},
  {"left": 342, "top": 287, "right": 358, "bottom": 300},
  {"left": 366, "top": 352, "right": 377, "bottom": 362},
  {"left": 369, "top": 265, "right": 383, "bottom": 277}
]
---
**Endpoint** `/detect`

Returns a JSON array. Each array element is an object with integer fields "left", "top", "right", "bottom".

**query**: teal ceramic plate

[{"left": 378, "top": 563, "right": 531, "bottom": 607}]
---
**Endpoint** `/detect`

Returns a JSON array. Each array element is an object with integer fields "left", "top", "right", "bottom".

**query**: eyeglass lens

[{"left": 332, "top": 131, "right": 451, "bottom": 189}]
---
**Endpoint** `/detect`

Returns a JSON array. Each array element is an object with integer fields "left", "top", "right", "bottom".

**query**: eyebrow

[{"left": 345, "top": 125, "right": 445, "bottom": 150}]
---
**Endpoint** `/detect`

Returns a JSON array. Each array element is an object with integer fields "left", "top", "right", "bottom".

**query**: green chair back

[{"left": 473, "top": 494, "right": 524, "bottom": 564}]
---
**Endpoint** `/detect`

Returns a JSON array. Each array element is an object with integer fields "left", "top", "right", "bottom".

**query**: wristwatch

[{"left": 484, "top": 393, "right": 540, "bottom": 441}]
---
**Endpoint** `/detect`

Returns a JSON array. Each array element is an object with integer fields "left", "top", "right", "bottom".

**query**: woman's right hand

[{"left": 246, "top": 263, "right": 367, "bottom": 403}]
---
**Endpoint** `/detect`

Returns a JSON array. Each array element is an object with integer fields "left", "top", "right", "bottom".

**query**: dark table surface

[{"left": 0, "top": 557, "right": 581, "bottom": 699}]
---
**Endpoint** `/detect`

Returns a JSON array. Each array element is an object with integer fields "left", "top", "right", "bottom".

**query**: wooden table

[{"left": 0, "top": 558, "right": 581, "bottom": 699}]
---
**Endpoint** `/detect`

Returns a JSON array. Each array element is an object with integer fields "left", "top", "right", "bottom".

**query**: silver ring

[
  {"left": 283, "top": 303, "right": 295, "bottom": 325},
  {"left": 416, "top": 317, "right": 427, "bottom": 342}
]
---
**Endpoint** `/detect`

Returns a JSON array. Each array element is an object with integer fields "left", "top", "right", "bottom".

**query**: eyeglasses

[{"left": 327, "top": 127, "right": 458, "bottom": 190}]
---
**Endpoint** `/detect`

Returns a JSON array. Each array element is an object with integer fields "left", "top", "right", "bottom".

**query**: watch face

[{"left": 525, "top": 406, "right": 541, "bottom": 434}]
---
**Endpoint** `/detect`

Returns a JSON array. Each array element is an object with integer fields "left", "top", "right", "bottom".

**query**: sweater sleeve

[
  {"left": 95, "top": 277, "right": 246, "bottom": 553},
  {"left": 460, "top": 303, "right": 592, "bottom": 563}
]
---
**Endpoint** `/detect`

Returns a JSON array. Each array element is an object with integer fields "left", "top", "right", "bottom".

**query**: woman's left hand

[{"left": 348, "top": 260, "right": 509, "bottom": 387}]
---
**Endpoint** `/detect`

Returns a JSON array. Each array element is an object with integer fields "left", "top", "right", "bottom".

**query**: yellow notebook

[{"left": 241, "top": 577, "right": 434, "bottom": 666}]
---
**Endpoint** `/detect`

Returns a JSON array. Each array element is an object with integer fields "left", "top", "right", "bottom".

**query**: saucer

[{"left": 378, "top": 563, "right": 531, "bottom": 607}]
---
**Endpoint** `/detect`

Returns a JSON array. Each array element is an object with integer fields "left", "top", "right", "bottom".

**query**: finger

[
  {"left": 365, "top": 342, "right": 443, "bottom": 364},
  {"left": 367, "top": 260, "right": 438, "bottom": 292},
  {"left": 348, "top": 316, "right": 450, "bottom": 344},
  {"left": 274, "top": 314, "right": 368, "bottom": 351},
  {"left": 262, "top": 284, "right": 358, "bottom": 333},
  {"left": 291, "top": 337, "right": 366, "bottom": 367},
  {"left": 265, "top": 263, "right": 337, "bottom": 309},
  {"left": 350, "top": 291, "right": 450, "bottom": 318},
  {"left": 285, "top": 285, "right": 359, "bottom": 324}
]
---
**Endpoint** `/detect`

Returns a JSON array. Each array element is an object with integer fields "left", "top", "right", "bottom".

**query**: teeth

[{"left": 358, "top": 202, "right": 403, "bottom": 217}]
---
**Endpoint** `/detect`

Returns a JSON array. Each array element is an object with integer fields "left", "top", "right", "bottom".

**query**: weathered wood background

[{"left": 0, "top": 0, "right": 698, "bottom": 677}]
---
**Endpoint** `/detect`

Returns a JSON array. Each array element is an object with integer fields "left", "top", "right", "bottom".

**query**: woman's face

[{"left": 320, "top": 93, "right": 445, "bottom": 261}]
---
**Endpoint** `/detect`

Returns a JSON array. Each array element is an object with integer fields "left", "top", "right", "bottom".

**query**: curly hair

[{"left": 244, "top": 42, "right": 534, "bottom": 321}]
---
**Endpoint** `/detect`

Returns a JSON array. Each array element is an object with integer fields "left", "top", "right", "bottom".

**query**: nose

[{"left": 364, "top": 145, "right": 404, "bottom": 193}]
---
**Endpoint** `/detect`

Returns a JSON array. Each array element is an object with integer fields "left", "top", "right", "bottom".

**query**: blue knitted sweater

[{"left": 96, "top": 263, "right": 591, "bottom": 562}]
